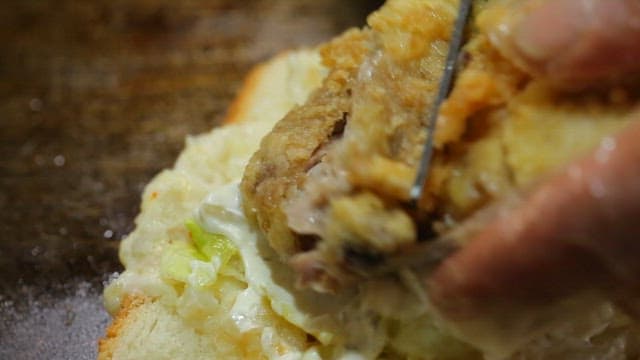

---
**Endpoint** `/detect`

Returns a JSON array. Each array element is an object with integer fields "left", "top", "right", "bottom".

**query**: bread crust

[
  {"left": 98, "top": 296, "right": 150, "bottom": 360},
  {"left": 98, "top": 49, "right": 324, "bottom": 359},
  {"left": 223, "top": 62, "right": 269, "bottom": 125},
  {"left": 224, "top": 51, "right": 295, "bottom": 125},
  {"left": 98, "top": 57, "right": 272, "bottom": 359}
]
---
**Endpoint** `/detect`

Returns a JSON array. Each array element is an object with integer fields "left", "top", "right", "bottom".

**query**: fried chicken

[{"left": 241, "top": 0, "right": 639, "bottom": 292}]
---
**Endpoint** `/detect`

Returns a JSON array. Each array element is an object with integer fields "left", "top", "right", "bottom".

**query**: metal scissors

[{"left": 409, "top": 0, "right": 474, "bottom": 205}]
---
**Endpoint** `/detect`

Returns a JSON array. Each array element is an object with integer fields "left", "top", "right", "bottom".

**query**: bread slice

[
  {"left": 98, "top": 1, "right": 640, "bottom": 356},
  {"left": 98, "top": 49, "right": 326, "bottom": 360}
]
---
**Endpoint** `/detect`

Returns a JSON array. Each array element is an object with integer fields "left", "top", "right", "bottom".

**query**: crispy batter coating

[
  {"left": 242, "top": 28, "right": 371, "bottom": 258},
  {"left": 241, "top": 0, "right": 639, "bottom": 292}
]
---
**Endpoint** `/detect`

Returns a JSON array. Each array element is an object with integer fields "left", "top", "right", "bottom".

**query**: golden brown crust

[
  {"left": 98, "top": 295, "right": 150, "bottom": 360},
  {"left": 223, "top": 62, "right": 269, "bottom": 125},
  {"left": 224, "top": 51, "right": 298, "bottom": 125},
  {"left": 240, "top": 0, "right": 458, "bottom": 290},
  {"left": 241, "top": 29, "right": 370, "bottom": 260},
  {"left": 238, "top": 0, "right": 640, "bottom": 294},
  {"left": 98, "top": 53, "right": 291, "bottom": 359}
]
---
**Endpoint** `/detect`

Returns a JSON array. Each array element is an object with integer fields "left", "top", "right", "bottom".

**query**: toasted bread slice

[
  {"left": 98, "top": 50, "right": 325, "bottom": 360},
  {"left": 99, "top": 1, "right": 640, "bottom": 356}
]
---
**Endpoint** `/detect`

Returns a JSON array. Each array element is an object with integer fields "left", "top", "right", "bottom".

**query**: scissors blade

[
  {"left": 409, "top": 0, "right": 473, "bottom": 205},
  {"left": 359, "top": 234, "right": 460, "bottom": 277}
]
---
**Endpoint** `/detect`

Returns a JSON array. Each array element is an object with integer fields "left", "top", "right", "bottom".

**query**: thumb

[
  {"left": 482, "top": 0, "right": 640, "bottom": 89},
  {"left": 427, "top": 119, "right": 640, "bottom": 319}
]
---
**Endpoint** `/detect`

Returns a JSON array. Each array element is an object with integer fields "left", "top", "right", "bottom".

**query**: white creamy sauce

[
  {"left": 193, "top": 181, "right": 496, "bottom": 359},
  {"left": 198, "top": 182, "right": 246, "bottom": 240},
  {"left": 229, "top": 286, "right": 263, "bottom": 333},
  {"left": 197, "top": 182, "right": 381, "bottom": 354}
]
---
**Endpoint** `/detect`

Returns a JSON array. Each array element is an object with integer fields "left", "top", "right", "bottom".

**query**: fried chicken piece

[
  {"left": 241, "top": 27, "right": 370, "bottom": 257},
  {"left": 243, "top": 0, "right": 456, "bottom": 290},
  {"left": 241, "top": 0, "right": 639, "bottom": 292}
]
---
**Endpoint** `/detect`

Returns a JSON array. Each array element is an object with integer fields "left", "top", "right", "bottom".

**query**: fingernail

[{"left": 511, "top": 0, "right": 585, "bottom": 62}]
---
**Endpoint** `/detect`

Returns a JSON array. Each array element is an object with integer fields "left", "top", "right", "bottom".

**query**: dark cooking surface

[{"left": 0, "top": 1, "right": 382, "bottom": 358}]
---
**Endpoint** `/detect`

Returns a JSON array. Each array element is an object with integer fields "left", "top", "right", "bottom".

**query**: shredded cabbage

[
  {"left": 160, "top": 220, "right": 237, "bottom": 286},
  {"left": 186, "top": 219, "right": 236, "bottom": 266},
  {"left": 160, "top": 242, "right": 206, "bottom": 283}
]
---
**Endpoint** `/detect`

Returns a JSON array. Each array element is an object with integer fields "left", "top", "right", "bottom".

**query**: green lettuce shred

[
  {"left": 185, "top": 219, "right": 236, "bottom": 265},
  {"left": 160, "top": 220, "right": 237, "bottom": 285},
  {"left": 160, "top": 242, "right": 206, "bottom": 283}
]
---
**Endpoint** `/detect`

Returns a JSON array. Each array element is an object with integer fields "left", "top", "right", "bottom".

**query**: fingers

[
  {"left": 427, "top": 119, "right": 640, "bottom": 320},
  {"left": 483, "top": 0, "right": 640, "bottom": 89}
]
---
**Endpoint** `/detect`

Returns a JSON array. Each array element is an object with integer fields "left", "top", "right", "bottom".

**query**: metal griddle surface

[{"left": 0, "top": 1, "right": 382, "bottom": 358}]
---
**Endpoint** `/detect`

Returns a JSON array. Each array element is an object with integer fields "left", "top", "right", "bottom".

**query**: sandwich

[{"left": 100, "top": 0, "right": 640, "bottom": 359}]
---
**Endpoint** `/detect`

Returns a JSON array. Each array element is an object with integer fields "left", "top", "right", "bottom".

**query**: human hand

[
  {"left": 428, "top": 119, "right": 640, "bottom": 318},
  {"left": 482, "top": 0, "right": 640, "bottom": 89},
  {"left": 425, "top": 0, "right": 640, "bottom": 352}
]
